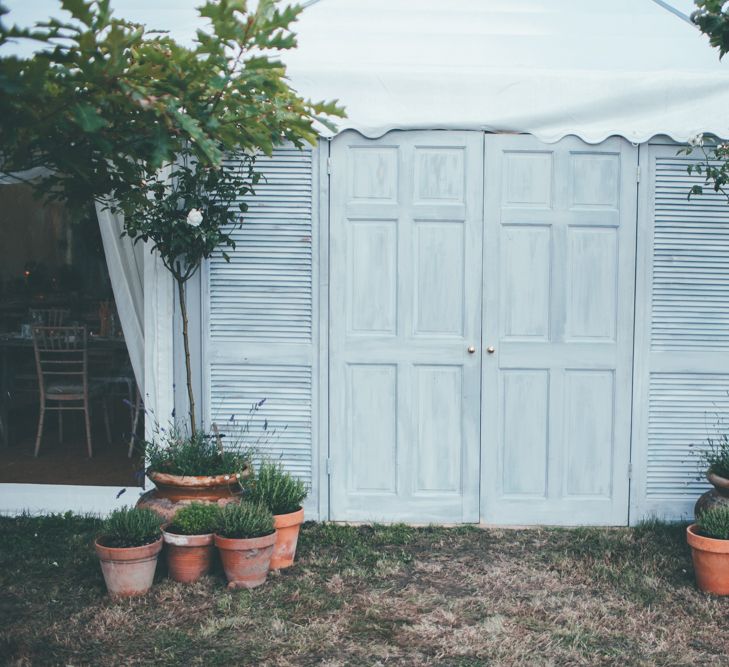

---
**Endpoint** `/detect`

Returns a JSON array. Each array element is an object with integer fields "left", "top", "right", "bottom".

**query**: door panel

[
  {"left": 482, "top": 135, "right": 637, "bottom": 525},
  {"left": 329, "top": 131, "right": 484, "bottom": 522}
]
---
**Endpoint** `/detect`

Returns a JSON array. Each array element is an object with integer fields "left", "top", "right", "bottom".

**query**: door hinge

[
  {"left": 326, "top": 458, "right": 332, "bottom": 475},
  {"left": 327, "top": 157, "right": 333, "bottom": 175},
  {"left": 636, "top": 165, "right": 641, "bottom": 183}
]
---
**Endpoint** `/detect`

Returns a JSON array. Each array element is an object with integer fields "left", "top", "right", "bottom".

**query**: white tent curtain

[{"left": 95, "top": 201, "right": 145, "bottom": 393}]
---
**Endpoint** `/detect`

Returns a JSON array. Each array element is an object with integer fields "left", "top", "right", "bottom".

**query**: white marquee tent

[
  {"left": 3, "top": 1, "right": 729, "bottom": 523},
  {"left": 5, "top": 0, "right": 729, "bottom": 142}
]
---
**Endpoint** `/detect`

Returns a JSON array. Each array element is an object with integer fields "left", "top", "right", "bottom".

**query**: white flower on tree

[
  {"left": 688, "top": 133, "right": 705, "bottom": 147},
  {"left": 186, "top": 208, "right": 203, "bottom": 226}
]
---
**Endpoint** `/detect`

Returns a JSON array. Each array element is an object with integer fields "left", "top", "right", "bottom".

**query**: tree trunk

[{"left": 176, "top": 276, "right": 197, "bottom": 434}]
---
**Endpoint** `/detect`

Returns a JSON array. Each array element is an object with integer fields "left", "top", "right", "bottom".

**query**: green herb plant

[
  {"left": 244, "top": 460, "right": 308, "bottom": 515},
  {"left": 216, "top": 501, "right": 274, "bottom": 540},
  {"left": 98, "top": 507, "right": 162, "bottom": 548},
  {"left": 166, "top": 502, "right": 222, "bottom": 536},
  {"left": 702, "top": 433, "right": 729, "bottom": 479},
  {"left": 697, "top": 505, "right": 729, "bottom": 540},
  {"left": 144, "top": 424, "right": 252, "bottom": 477}
]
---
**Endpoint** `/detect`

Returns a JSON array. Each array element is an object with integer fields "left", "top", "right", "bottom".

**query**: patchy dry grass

[{"left": 0, "top": 515, "right": 727, "bottom": 665}]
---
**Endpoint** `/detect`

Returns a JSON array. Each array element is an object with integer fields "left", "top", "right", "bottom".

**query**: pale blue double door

[{"left": 329, "top": 131, "right": 637, "bottom": 525}]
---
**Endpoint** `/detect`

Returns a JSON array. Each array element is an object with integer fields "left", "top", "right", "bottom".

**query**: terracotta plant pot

[
  {"left": 95, "top": 536, "right": 163, "bottom": 597},
  {"left": 162, "top": 529, "right": 215, "bottom": 583},
  {"left": 215, "top": 531, "right": 276, "bottom": 589},
  {"left": 270, "top": 507, "right": 304, "bottom": 570},
  {"left": 687, "top": 524, "right": 729, "bottom": 595},
  {"left": 707, "top": 471, "right": 729, "bottom": 496},
  {"left": 148, "top": 471, "right": 247, "bottom": 503},
  {"left": 695, "top": 471, "right": 729, "bottom": 517}
]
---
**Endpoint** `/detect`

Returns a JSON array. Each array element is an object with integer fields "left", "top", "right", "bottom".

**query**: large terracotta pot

[
  {"left": 162, "top": 529, "right": 215, "bottom": 583},
  {"left": 707, "top": 472, "right": 729, "bottom": 496},
  {"left": 695, "top": 471, "right": 729, "bottom": 517},
  {"left": 687, "top": 524, "right": 729, "bottom": 595},
  {"left": 95, "top": 536, "right": 163, "bottom": 597},
  {"left": 270, "top": 507, "right": 304, "bottom": 570},
  {"left": 215, "top": 531, "right": 276, "bottom": 589},
  {"left": 147, "top": 471, "right": 245, "bottom": 503}
]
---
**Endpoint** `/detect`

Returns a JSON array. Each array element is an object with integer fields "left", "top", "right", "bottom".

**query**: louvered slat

[
  {"left": 209, "top": 148, "right": 313, "bottom": 342},
  {"left": 210, "top": 364, "right": 313, "bottom": 486},
  {"left": 652, "top": 156, "right": 729, "bottom": 350},
  {"left": 646, "top": 154, "right": 729, "bottom": 502},
  {"left": 647, "top": 373, "right": 729, "bottom": 499},
  {"left": 205, "top": 146, "right": 316, "bottom": 490}
]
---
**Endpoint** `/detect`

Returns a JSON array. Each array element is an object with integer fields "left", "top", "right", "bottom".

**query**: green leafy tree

[
  {"left": 0, "top": 0, "right": 344, "bottom": 433},
  {"left": 693, "top": 0, "right": 729, "bottom": 56},
  {"left": 116, "top": 152, "right": 257, "bottom": 431},
  {"left": 0, "top": 0, "right": 341, "bottom": 208},
  {"left": 679, "top": 2, "right": 729, "bottom": 199}
]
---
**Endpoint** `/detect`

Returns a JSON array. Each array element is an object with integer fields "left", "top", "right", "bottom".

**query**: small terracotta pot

[
  {"left": 148, "top": 471, "right": 247, "bottom": 503},
  {"left": 162, "top": 529, "right": 215, "bottom": 583},
  {"left": 215, "top": 531, "right": 276, "bottom": 589},
  {"left": 271, "top": 507, "right": 304, "bottom": 570},
  {"left": 95, "top": 536, "right": 163, "bottom": 597},
  {"left": 687, "top": 524, "right": 729, "bottom": 595}
]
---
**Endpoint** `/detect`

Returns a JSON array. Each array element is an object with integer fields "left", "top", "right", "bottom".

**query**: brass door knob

[
  {"left": 487, "top": 346, "right": 495, "bottom": 354},
  {"left": 467, "top": 346, "right": 476, "bottom": 354}
]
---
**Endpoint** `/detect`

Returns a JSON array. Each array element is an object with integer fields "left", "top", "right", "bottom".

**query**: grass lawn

[{"left": 0, "top": 515, "right": 727, "bottom": 666}]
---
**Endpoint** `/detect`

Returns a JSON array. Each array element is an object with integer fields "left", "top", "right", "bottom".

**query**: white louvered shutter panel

[
  {"left": 652, "top": 156, "right": 729, "bottom": 351},
  {"left": 635, "top": 145, "right": 729, "bottom": 520},
  {"left": 204, "top": 146, "right": 316, "bottom": 489}
]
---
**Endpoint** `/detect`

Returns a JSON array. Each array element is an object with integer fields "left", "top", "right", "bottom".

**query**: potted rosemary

[
  {"left": 214, "top": 501, "right": 276, "bottom": 589},
  {"left": 94, "top": 507, "right": 163, "bottom": 597},
  {"left": 694, "top": 433, "right": 729, "bottom": 517},
  {"left": 687, "top": 505, "right": 729, "bottom": 595},
  {"left": 703, "top": 433, "right": 729, "bottom": 490},
  {"left": 144, "top": 425, "right": 251, "bottom": 504},
  {"left": 162, "top": 502, "right": 222, "bottom": 583},
  {"left": 244, "top": 461, "right": 308, "bottom": 570}
]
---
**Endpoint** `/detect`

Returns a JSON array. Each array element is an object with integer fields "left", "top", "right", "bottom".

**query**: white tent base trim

[{"left": 0, "top": 484, "right": 145, "bottom": 516}]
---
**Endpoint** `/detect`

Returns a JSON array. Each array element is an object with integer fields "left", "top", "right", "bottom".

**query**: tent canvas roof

[{"left": 4, "top": 0, "right": 729, "bottom": 143}]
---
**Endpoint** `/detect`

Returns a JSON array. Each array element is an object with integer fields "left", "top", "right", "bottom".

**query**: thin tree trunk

[{"left": 176, "top": 277, "right": 197, "bottom": 433}]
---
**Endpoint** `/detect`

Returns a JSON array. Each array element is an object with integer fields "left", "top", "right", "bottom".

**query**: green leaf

[
  {"left": 60, "top": 0, "right": 94, "bottom": 25},
  {"left": 72, "top": 102, "right": 107, "bottom": 131}
]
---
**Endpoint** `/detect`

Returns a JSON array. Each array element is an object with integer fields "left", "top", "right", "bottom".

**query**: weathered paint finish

[
  {"left": 481, "top": 135, "right": 638, "bottom": 526},
  {"left": 329, "top": 131, "right": 484, "bottom": 523},
  {"left": 328, "top": 131, "right": 638, "bottom": 524},
  {"left": 630, "top": 143, "right": 729, "bottom": 523},
  {"left": 191, "top": 133, "right": 729, "bottom": 527},
  {"left": 201, "top": 146, "right": 322, "bottom": 519}
]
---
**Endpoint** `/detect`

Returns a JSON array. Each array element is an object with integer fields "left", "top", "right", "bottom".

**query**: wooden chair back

[
  {"left": 30, "top": 308, "right": 71, "bottom": 327},
  {"left": 32, "top": 326, "right": 88, "bottom": 399}
]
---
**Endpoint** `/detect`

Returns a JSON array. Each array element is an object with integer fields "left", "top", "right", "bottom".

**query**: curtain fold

[{"left": 95, "top": 201, "right": 145, "bottom": 393}]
